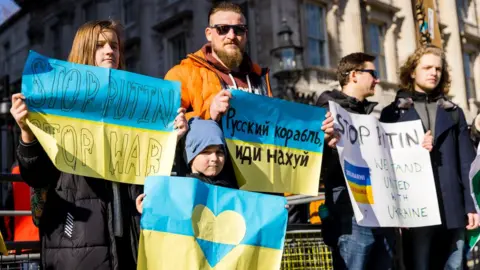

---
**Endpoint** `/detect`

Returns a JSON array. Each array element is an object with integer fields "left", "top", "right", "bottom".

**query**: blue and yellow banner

[
  {"left": 344, "top": 160, "right": 374, "bottom": 204},
  {"left": 21, "top": 50, "right": 180, "bottom": 185},
  {"left": 137, "top": 176, "right": 288, "bottom": 270},
  {"left": 221, "top": 90, "right": 326, "bottom": 195}
]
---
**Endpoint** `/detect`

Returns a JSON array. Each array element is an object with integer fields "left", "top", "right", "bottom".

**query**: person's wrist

[
  {"left": 21, "top": 129, "right": 36, "bottom": 144},
  {"left": 210, "top": 108, "right": 219, "bottom": 121}
]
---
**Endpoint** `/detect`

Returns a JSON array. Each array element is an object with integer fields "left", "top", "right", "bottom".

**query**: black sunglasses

[
  {"left": 209, "top": 24, "right": 248, "bottom": 36},
  {"left": 355, "top": 69, "right": 378, "bottom": 79}
]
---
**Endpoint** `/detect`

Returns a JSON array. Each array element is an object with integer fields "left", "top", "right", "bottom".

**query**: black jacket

[
  {"left": 471, "top": 115, "right": 480, "bottom": 149},
  {"left": 315, "top": 90, "right": 378, "bottom": 218},
  {"left": 187, "top": 173, "right": 237, "bottom": 189},
  {"left": 380, "top": 90, "right": 476, "bottom": 229},
  {"left": 16, "top": 140, "right": 142, "bottom": 270}
]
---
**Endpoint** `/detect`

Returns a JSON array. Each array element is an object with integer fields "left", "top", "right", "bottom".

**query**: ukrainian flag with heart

[{"left": 137, "top": 176, "right": 288, "bottom": 270}]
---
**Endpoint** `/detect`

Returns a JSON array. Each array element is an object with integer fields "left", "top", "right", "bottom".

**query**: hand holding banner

[
  {"left": 329, "top": 101, "right": 441, "bottom": 227},
  {"left": 137, "top": 176, "right": 288, "bottom": 270},
  {"left": 222, "top": 90, "right": 326, "bottom": 195},
  {"left": 21, "top": 51, "right": 181, "bottom": 184}
]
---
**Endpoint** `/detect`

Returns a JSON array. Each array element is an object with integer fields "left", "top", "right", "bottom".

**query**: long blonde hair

[{"left": 67, "top": 20, "right": 125, "bottom": 70}]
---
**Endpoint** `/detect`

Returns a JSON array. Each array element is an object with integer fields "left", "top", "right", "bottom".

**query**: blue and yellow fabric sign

[
  {"left": 221, "top": 90, "right": 326, "bottom": 195},
  {"left": 344, "top": 160, "right": 374, "bottom": 204},
  {"left": 21, "top": 51, "right": 180, "bottom": 185},
  {"left": 137, "top": 176, "right": 288, "bottom": 270}
]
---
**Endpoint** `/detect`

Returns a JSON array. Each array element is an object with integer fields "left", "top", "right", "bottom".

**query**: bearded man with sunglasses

[
  {"left": 316, "top": 53, "right": 396, "bottom": 269},
  {"left": 165, "top": 1, "right": 272, "bottom": 121}
]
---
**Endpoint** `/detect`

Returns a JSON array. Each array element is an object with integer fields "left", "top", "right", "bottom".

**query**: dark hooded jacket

[
  {"left": 16, "top": 140, "right": 142, "bottom": 270},
  {"left": 315, "top": 90, "right": 378, "bottom": 218},
  {"left": 380, "top": 89, "right": 476, "bottom": 229},
  {"left": 187, "top": 173, "right": 238, "bottom": 189}
]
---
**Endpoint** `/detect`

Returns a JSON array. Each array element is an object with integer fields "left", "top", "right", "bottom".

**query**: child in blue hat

[
  {"left": 183, "top": 117, "right": 237, "bottom": 188},
  {"left": 136, "top": 117, "right": 236, "bottom": 213}
]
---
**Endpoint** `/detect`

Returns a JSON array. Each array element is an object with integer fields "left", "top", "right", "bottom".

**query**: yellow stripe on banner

[
  {"left": 227, "top": 140, "right": 322, "bottom": 196},
  {"left": 348, "top": 182, "right": 374, "bottom": 204},
  {"left": 0, "top": 231, "right": 7, "bottom": 255},
  {"left": 137, "top": 230, "right": 283, "bottom": 270},
  {"left": 27, "top": 112, "right": 177, "bottom": 185}
]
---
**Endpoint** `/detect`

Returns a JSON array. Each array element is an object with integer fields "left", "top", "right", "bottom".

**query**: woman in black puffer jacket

[{"left": 11, "top": 20, "right": 188, "bottom": 270}]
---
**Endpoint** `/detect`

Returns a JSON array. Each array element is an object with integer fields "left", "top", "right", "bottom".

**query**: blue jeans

[
  {"left": 22, "top": 262, "right": 40, "bottom": 270},
  {"left": 403, "top": 226, "right": 465, "bottom": 270},
  {"left": 331, "top": 216, "right": 395, "bottom": 270}
]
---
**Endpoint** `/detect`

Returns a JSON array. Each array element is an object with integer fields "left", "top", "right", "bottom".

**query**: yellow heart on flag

[{"left": 192, "top": 205, "right": 246, "bottom": 245}]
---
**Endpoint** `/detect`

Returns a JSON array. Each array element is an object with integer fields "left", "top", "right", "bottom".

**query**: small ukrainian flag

[
  {"left": 137, "top": 176, "right": 288, "bottom": 270},
  {"left": 344, "top": 160, "right": 374, "bottom": 204}
]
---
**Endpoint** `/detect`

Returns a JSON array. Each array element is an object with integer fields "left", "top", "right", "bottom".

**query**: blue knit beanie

[{"left": 185, "top": 117, "right": 226, "bottom": 165}]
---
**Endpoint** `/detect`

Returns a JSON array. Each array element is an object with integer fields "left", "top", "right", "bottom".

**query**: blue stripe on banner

[
  {"left": 21, "top": 50, "right": 180, "bottom": 132},
  {"left": 196, "top": 239, "right": 236, "bottom": 267},
  {"left": 140, "top": 176, "right": 288, "bottom": 250},
  {"left": 344, "top": 159, "right": 371, "bottom": 186},
  {"left": 222, "top": 90, "right": 326, "bottom": 153}
]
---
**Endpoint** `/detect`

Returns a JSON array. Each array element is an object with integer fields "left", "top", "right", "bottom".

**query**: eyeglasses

[
  {"left": 209, "top": 24, "right": 248, "bottom": 36},
  {"left": 355, "top": 69, "right": 378, "bottom": 79}
]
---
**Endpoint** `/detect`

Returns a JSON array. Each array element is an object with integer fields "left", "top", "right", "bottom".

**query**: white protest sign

[{"left": 329, "top": 101, "right": 441, "bottom": 227}]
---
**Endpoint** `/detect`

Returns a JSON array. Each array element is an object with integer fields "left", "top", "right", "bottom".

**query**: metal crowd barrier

[
  {"left": 286, "top": 194, "right": 325, "bottom": 205},
  {"left": 0, "top": 175, "right": 479, "bottom": 270},
  {"left": 284, "top": 195, "right": 333, "bottom": 270},
  {"left": 284, "top": 195, "right": 480, "bottom": 270},
  {"left": 0, "top": 242, "right": 40, "bottom": 269},
  {"left": 0, "top": 174, "right": 41, "bottom": 269},
  {"left": 281, "top": 225, "right": 333, "bottom": 270}
]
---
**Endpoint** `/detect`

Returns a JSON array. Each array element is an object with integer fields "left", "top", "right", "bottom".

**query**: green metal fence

[{"left": 281, "top": 228, "right": 333, "bottom": 270}]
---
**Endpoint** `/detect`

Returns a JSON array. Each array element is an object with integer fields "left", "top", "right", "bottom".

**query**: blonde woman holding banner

[{"left": 10, "top": 20, "right": 187, "bottom": 270}]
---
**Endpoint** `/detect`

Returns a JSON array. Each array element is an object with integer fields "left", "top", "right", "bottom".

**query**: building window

[
  {"left": 83, "top": 1, "right": 97, "bottom": 22},
  {"left": 126, "top": 55, "right": 139, "bottom": 73},
  {"left": 51, "top": 24, "right": 62, "bottom": 59},
  {"left": 366, "top": 23, "right": 386, "bottom": 80},
  {"left": 123, "top": 0, "right": 135, "bottom": 25},
  {"left": 168, "top": 33, "right": 186, "bottom": 68},
  {"left": 459, "top": 0, "right": 477, "bottom": 24},
  {"left": 304, "top": 3, "right": 327, "bottom": 67},
  {"left": 125, "top": 45, "right": 139, "bottom": 73},
  {"left": 125, "top": 43, "right": 140, "bottom": 73},
  {"left": 464, "top": 52, "right": 476, "bottom": 100}
]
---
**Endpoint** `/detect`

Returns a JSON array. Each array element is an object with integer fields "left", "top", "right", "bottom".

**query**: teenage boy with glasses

[{"left": 317, "top": 52, "right": 396, "bottom": 270}]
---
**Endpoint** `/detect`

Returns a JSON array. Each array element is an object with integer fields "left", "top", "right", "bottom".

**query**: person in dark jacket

[
  {"left": 380, "top": 45, "right": 479, "bottom": 270},
  {"left": 317, "top": 52, "right": 396, "bottom": 270},
  {"left": 10, "top": 20, "right": 188, "bottom": 270},
  {"left": 137, "top": 117, "right": 236, "bottom": 213},
  {"left": 470, "top": 114, "right": 480, "bottom": 150}
]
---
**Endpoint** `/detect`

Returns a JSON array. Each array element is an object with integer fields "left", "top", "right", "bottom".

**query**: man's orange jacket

[{"left": 165, "top": 48, "right": 272, "bottom": 119}]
